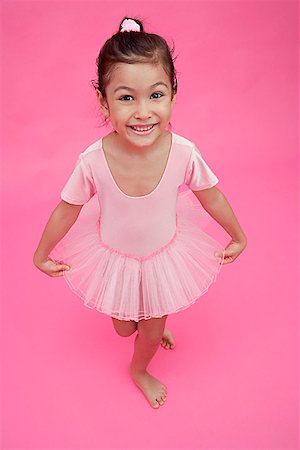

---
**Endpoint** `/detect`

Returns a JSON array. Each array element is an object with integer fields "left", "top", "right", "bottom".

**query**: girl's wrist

[
  {"left": 33, "top": 251, "right": 49, "bottom": 265},
  {"left": 233, "top": 235, "right": 247, "bottom": 246},
  {"left": 230, "top": 232, "right": 247, "bottom": 245}
]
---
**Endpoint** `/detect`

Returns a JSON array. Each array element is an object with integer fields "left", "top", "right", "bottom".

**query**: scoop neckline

[{"left": 100, "top": 132, "right": 174, "bottom": 199}]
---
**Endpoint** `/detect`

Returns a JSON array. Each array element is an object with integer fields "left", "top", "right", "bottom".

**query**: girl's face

[{"left": 96, "top": 62, "right": 176, "bottom": 151}]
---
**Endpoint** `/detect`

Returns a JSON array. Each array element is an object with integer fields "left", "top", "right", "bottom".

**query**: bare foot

[
  {"left": 161, "top": 328, "right": 175, "bottom": 350},
  {"left": 130, "top": 369, "right": 167, "bottom": 409}
]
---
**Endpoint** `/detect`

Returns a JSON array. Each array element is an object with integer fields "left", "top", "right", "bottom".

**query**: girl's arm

[
  {"left": 192, "top": 186, "right": 247, "bottom": 264},
  {"left": 33, "top": 200, "right": 84, "bottom": 276}
]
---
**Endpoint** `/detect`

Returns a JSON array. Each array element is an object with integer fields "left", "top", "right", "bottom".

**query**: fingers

[
  {"left": 215, "top": 250, "right": 233, "bottom": 264},
  {"left": 222, "top": 255, "right": 235, "bottom": 264},
  {"left": 35, "top": 258, "right": 71, "bottom": 277},
  {"left": 215, "top": 248, "right": 236, "bottom": 264},
  {"left": 222, "top": 250, "right": 242, "bottom": 264},
  {"left": 217, "top": 240, "right": 244, "bottom": 265},
  {"left": 56, "top": 264, "right": 70, "bottom": 271},
  {"left": 51, "top": 271, "right": 65, "bottom": 277},
  {"left": 50, "top": 264, "right": 70, "bottom": 277}
]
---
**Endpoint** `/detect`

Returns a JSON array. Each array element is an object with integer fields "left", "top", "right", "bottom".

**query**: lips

[
  {"left": 128, "top": 123, "right": 158, "bottom": 136},
  {"left": 129, "top": 124, "right": 156, "bottom": 132}
]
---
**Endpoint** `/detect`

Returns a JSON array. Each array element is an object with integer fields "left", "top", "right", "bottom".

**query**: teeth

[{"left": 131, "top": 125, "right": 154, "bottom": 131}]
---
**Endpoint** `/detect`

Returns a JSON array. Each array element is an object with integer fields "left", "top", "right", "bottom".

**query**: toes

[
  {"left": 161, "top": 340, "right": 171, "bottom": 349},
  {"left": 168, "top": 339, "right": 175, "bottom": 349},
  {"left": 158, "top": 394, "right": 166, "bottom": 405},
  {"left": 161, "top": 332, "right": 175, "bottom": 350},
  {"left": 152, "top": 400, "right": 160, "bottom": 408}
]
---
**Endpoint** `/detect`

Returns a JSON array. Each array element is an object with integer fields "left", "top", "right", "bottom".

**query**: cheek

[
  {"left": 161, "top": 103, "right": 173, "bottom": 116},
  {"left": 111, "top": 108, "right": 131, "bottom": 127},
  {"left": 114, "top": 105, "right": 130, "bottom": 117}
]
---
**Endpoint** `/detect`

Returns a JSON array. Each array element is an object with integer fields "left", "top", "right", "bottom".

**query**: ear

[
  {"left": 96, "top": 89, "right": 110, "bottom": 118},
  {"left": 171, "top": 92, "right": 177, "bottom": 109}
]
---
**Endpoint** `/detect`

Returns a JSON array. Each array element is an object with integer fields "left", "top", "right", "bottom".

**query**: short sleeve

[
  {"left": 60, "top": 154, "right": 96, "bottom": 205},
  {"left": 184, "top": 145, "right": 219, "bottom": 191}
]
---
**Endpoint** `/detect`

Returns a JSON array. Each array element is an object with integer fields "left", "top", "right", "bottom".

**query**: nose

[{"left": 134, "top": 100, "right": 152, "bottom": 120}]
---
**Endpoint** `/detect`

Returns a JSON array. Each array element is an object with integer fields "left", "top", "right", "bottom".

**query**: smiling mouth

[{"left": 129, "top": 124, "right": 157, "bottom": 132}]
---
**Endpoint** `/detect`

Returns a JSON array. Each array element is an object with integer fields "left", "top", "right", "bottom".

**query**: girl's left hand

[{"left": 216, "top": 238, "right": 247, "bottom": 265}]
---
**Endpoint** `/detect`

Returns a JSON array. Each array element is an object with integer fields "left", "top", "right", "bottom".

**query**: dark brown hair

[{"left": 91, "top": 16, "right": 178, "bottom": 123}]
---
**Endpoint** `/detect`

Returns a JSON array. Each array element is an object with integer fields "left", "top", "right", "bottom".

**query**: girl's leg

[
  {"left": 112, "top": 316, "right": 175, "bottom": 349},
  {"left": 112, "top": 318, "right": 138, "bottom": 337},
  {"left": 130, "top": 315, "right": 168, "bottom": 409}
]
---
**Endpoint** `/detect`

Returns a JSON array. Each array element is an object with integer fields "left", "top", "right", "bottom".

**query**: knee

[
  {"left": 112, "top": 318, "right": 138, "bottom": 337},
  {"left": 116, "top": 328, "right": 136, "bottom": 337},
  {"left": 138, "top": 331, "right": 162, "bottom": 346}
]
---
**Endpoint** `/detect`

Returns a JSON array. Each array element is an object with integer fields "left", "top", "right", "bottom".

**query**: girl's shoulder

[
  {"left": 172, "top": 131, "right": 199, "bottom": 160},
  {"left": 75, "top": 138, "right": 103, "bottom": 168},
  {"left": 172, "top": 131, "right": 194, "bottom": 148},
  {"left": 80, "top": 139, "right": 102, "bottom": 157},
  {"left": 78, "top": 132, "right": 115, "bottom": 163}
]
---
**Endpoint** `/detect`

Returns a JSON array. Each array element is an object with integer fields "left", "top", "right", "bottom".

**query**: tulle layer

[{"left": 49, "top": 190, "right": 225, "bottom": 321}]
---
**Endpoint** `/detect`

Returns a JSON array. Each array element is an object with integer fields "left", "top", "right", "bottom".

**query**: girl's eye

[
  {"left": 119, "top": 92, "right": 164, "bottom": 101},
  {"left": 151, "top": 92, "right": 164, "bottom": 99},
  {"left": 119, "top": 95, "right": 133, "bottom": 101}
]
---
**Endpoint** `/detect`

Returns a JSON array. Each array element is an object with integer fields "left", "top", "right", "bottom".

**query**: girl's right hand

[{"left": 33, "top": 257, "right": 70, "bottom": 277}]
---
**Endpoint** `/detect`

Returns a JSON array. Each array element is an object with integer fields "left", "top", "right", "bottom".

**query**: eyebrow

[{"left": 114, "top": 82, "right": 169, "bottom": 94}]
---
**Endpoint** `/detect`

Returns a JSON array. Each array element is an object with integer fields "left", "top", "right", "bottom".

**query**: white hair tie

[{"left": 120, "top": 18, "right": 141, "bottom": 33}]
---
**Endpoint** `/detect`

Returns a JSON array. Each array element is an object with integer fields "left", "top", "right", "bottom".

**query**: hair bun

[{"left": 119, "top": 17, "right": 143, "bottom": 33}]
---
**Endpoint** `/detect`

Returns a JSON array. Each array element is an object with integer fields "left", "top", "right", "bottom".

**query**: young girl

[{"left": 33, "top": 17, "right": 247, "bottom": 409}]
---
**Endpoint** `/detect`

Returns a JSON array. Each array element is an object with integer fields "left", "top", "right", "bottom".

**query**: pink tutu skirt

[{"left": 49, "top": 190, "right": 225, "bottom": 321}]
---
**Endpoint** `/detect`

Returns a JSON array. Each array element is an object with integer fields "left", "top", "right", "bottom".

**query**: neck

[{"left": 112, "top": 130, "right": 170, "bottom": 156}]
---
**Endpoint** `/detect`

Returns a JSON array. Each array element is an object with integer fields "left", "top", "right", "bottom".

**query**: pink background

[{"left": 1, "top": 1, "right": 299, "bottom": 449}]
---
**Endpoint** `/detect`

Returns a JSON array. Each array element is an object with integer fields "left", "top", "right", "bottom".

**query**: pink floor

[{"left": 1, "top": 2, "right": 298, "bottom": 449}]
